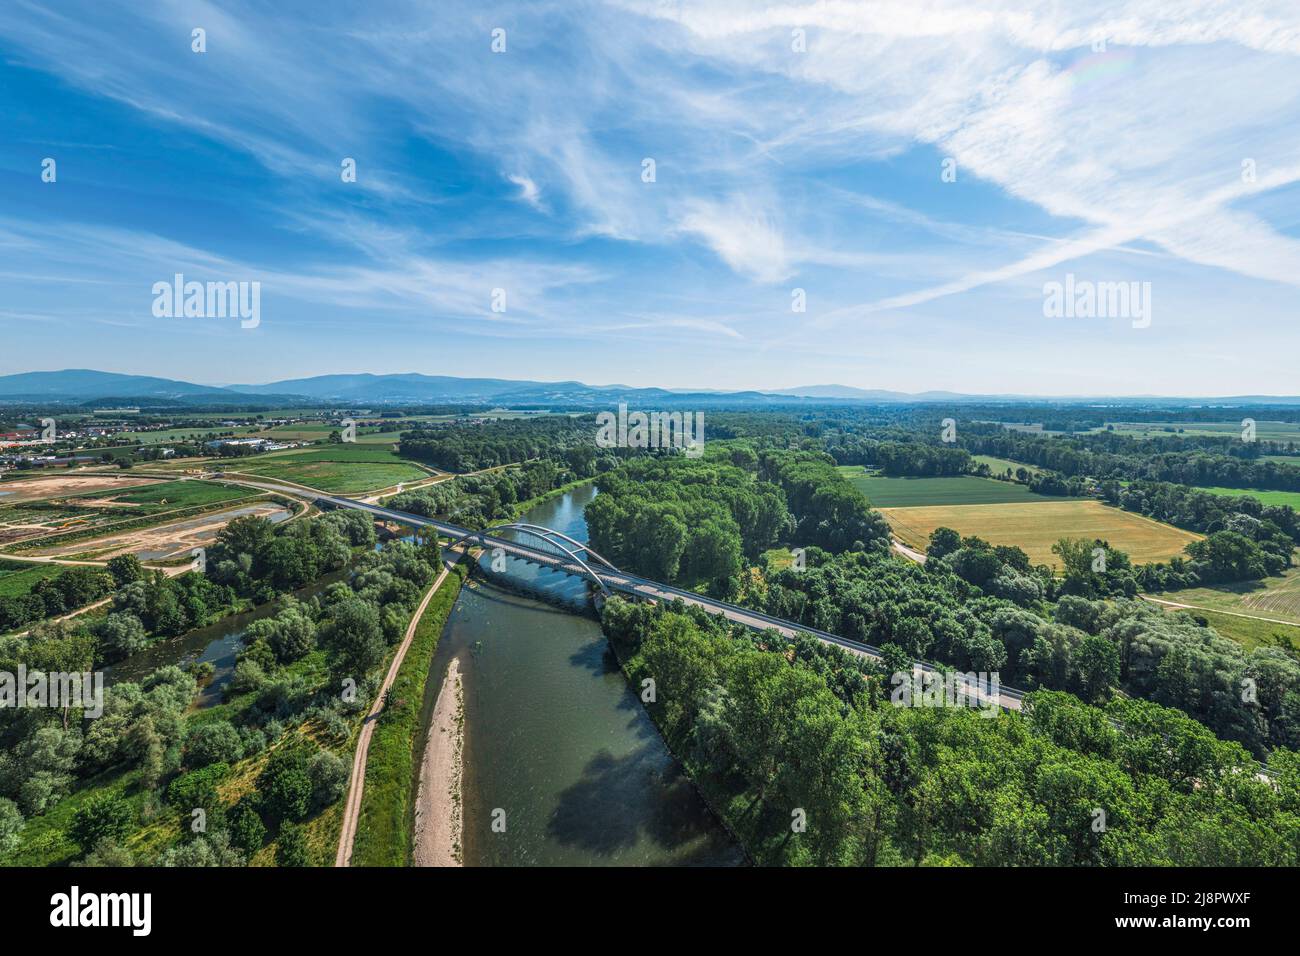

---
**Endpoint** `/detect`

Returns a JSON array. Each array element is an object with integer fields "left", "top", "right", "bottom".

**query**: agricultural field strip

[
  {"left": 880, "top": 499, "right": 1201, "bottom": 567},
  {"left": 841, "top": 471, "right": 1052, "bottom": 508},
  {"left": 1195, "top": 486, "right": 1300, "bottom": 509}
]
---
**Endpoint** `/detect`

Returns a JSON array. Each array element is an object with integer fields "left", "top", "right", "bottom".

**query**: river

[{"left": 418, "top": 484, "right": 742, "bottom": 866}]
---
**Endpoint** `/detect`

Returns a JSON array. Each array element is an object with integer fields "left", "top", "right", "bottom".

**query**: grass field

[
  {"left": 0, "top": 559, "right": 65, "bottom": 597},
  {"left": 1103, "top": 421, "right": 1300, "bottom": 442},
  {"left": 70, "top": 479, "right": 252, "bottom": 511},
  {"left": 255, "top": 444, "right": 418, "bottom": 464},
  {"left": 970, "top": 455, "right": 1044, "bottom": 479},
  {"left": 234, "top": 445, "right": 429, "bottom": 493},
  {"left": 251, "top": 424, "right": 404, "bottom": 444},
  {"left": 881, "top": 499, "right": 1202, "bottom": 567},
  {"left": 839, "top": 467, "right": 1050, "bottom": 507},
  {"left": 1149, "top": 603, "right": 1300, "bottom": 653},
  {"left": 1194, "top": 486, "right": 1300, "bottom": 509},
  {"left": 1148, "top": 561, "right": 1300, "bottom": 625}
]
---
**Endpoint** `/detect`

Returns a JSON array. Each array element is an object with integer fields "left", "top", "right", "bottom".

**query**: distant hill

[
  {"left": 232, "top": 373, "right": 805, "bottom": 406},
  {"left": 772, "top": 384, "right": 978, "bottom": 402},
  {"left": 0, "top": 369, "right": 236, "bottom": 402},
  {"left": 228, "top": 373, "right": 551, "bottom": 402},
  {"left": 4, "top": 369, "right": 1300, "bottom": 407}
]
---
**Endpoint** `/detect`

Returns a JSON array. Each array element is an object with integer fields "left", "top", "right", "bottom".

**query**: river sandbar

[{"left": 413, "top": 655, "right": 464, "bottom": 867}]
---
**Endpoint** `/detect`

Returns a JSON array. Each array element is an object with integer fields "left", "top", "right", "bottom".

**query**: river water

[
  {"left": 420, "top": 484, "right": 742, "bottom": 866},
  {"left": 106, "top": 484, "right": 741, "bottom": 864}
]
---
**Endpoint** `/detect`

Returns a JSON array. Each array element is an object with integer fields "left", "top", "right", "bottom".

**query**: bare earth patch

[
  {"left": 29, "top": 502, "right": 290, "bottom": 560},
  {"left": 412, "top": 655, "right": 464, "bottom": 868},
  {"left": 0, "top": 474, "right": 157, "bottom": 504}
]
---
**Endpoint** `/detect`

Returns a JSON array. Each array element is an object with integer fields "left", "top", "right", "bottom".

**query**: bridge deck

[{"left": 310, "top": 490, "right": 1023, "bottom": 712}]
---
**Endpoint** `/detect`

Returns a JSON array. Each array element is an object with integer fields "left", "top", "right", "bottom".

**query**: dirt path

[
  {"left": 412, "top": 655, "right": 464, "bottom": 867},
  {"left": 359, "top": 473, "right": 453, "bottom": 504},
  {"left": 1140, "top": 595, "right": 1300, "bottom": 629},
  {"left": 335, "top": 552, "right": 460, "bottom": 867},
  {"left": 0, "top": 553, "right": 115, "bottom": 568},
  {"left": 892, "top": 537, "right": 927, "bottom": 564}
]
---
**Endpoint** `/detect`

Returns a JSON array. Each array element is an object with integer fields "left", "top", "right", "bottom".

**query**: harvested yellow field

[{"left": 880, "top": 499, "right": 1202, "bottom": 568}]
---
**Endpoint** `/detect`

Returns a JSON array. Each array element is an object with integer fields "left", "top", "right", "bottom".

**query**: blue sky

[{"left": 2, "top": 0, "right": 1299, "bottom": 395}]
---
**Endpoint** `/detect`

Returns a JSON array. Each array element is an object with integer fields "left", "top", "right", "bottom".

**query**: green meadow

[
  {"left": 235, "top": 444, "right": 429, "bottom": 493},
  {"left": 1196, "top": 486, "right": 1300, "bottom": 510},
  {"left": 837, "top": 467, "right": 1050, "bottom": 508}
]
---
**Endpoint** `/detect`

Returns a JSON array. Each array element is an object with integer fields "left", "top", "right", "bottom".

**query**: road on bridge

[{"left": 204, "top": 473, "right": 1021, "bottom": 712}]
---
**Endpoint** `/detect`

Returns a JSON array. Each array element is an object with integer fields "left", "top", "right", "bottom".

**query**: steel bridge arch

[{"left": 451, "top": 522, "right": 616, "bottom": 596}]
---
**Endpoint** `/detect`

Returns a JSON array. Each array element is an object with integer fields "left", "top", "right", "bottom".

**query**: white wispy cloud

[
  {"left": 507, "top": 173, "right": 544, "bottom": 210},
  {"left": 2, "top": 0, "right": 1299, "bottom": 389},
  {"left": 615, "top": 0, "right": 1300, "bottom": 313},
  {"left": 676, "top": 197, "right": 792, "bottom": 283}
]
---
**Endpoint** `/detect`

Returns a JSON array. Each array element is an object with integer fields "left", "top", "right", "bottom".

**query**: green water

[{"left": 423, "top": 484, "right": 742, "bottom": 866}]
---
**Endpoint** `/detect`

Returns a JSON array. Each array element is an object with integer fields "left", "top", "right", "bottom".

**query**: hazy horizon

[{"left": 6, "top": 365, "right": 1300, "bottom": 402}]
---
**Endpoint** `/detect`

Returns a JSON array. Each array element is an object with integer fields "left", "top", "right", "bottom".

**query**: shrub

[
  {"left": 257, "top": 744, "right": 314, "bottom": 822},
  {"left": 183, "top": 720, "right": 244, "bottom": 768},
  {"left": 229, "top": 800, "right": 267, "bottom": 855},
  {"left": 308, "top": 750, "right": 350, "bottom": 810},
  {"left": 70, "top": 793, "right": 134, "bottom": 852},
  {"left": 276, "top": 822, "right": 309, "bottom": 867},
  {"left": 166, "top": 762, "right": 230, "bottom": 808}
]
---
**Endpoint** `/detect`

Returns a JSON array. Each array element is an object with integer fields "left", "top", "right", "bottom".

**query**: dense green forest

[
  {"left": 757, "top": 546, "right": 1300, "bottom": 755},
  {"left": 604, "top": 598, "right": 1300, "bottom": 866},
  {"left": 583, "top": 446, "right": 889, "bottom": 596},
  {"left": 388, "top": 459, "right": 572, "bottom": 529},
  {"left": 582, "top": 436, "right": 1300, "bottom": 756},
  {"left": 398, "top": 415, "right": 602, "bottom": 472}
]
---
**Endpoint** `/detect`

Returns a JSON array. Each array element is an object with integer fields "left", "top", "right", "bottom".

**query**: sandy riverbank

[{"left": 412, "top": 655, "right": 465, "bottom": 867}]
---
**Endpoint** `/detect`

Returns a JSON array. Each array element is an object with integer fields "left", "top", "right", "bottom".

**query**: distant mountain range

[
  {"left": 771, "top": 384, "right": 980, "bottom": 401},
  {"left": 2, "top": 369, "right": 1300, "bottom": 407},
  {"left": 0, "top": 369, "right": 235, "bottom": 401}
]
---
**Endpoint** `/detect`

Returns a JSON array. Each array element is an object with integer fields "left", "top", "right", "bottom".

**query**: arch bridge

[{"left": 450, "top": 522, "right": 619, "bottom": 596}]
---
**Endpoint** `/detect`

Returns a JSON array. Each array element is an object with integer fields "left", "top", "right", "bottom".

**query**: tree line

[
  {"left": 753, "top": 542, "right": 1300, "bottom": 756},
  {"left": 961, "top": 425, "right": 1300, "bottom": 494},
  {"left": 389, "top": 458, "right": 570, "bottom": 529}
]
